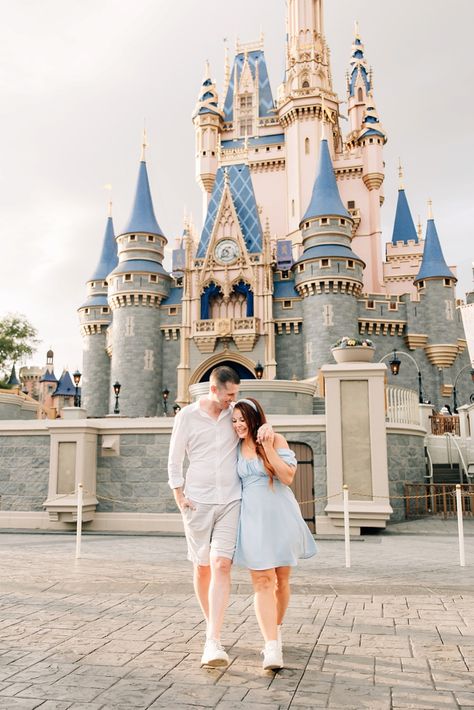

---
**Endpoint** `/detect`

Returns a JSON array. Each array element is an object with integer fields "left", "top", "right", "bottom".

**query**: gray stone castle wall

[
  {"left": 110, "top": 306, "right": 163, "bottom": 417},
  {"left": 0, "top": 435, "right": 50, "bottom": 512},
  {"left": 160, "top": 335, "right": 181, "bottom": 414},
  {"left": 387, "top": 432, "right": 426, "bottom": 522},
  {"left": 302, "top": 292, "right": 359, "bottom": 376},
  {"left": 275, "top": 329, "right": 304, "bottom": 380},
  {"left": 81, "top": 330, "right": 110, "bottom": 418}
]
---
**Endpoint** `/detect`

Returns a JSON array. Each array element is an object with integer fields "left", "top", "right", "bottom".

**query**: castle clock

[{"left": 214, "top": 239, "right": 239, "bottom": 264}]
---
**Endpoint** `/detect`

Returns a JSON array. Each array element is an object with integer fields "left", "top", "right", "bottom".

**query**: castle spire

[
  {"left": 301, "top": 137, "right": 350, "bottom": 223},
  {"left": 391, "top": 163, "right": 418, "bottom": 245},
  {"left": 89, "top": 208, "right": 118, "bottom": 281},
  {"left": 415, "top": 204, "right": 455, "bottom": 282},
  {"left": 122, "top": 135, "right": 164, "bottom": 236}
]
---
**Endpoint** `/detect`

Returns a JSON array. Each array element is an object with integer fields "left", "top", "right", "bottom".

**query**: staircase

[
  {"left": 432, "top": 463, "right": 463, "bottom": 484},
  {"left": 313, "top": 397, "right": 326, "bottom": 415}
]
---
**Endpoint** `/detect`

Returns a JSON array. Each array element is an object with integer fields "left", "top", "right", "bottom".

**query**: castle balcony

[
  {"left": 385, "top": 385, "right": 420, "bottom": 426},
  {"left": 193, "top": 317, "right": 260, "bottom": 354}
]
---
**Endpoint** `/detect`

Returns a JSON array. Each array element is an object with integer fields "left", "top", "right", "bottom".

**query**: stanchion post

[
  {"left": 343, "top": 484, "right": 351, "bottom": 569},
  {"left": 76, "top": 483, "right": 83, "bottom": 560},
  {"left": 456, "top": 484, "right": 466, "bottom": 567}
]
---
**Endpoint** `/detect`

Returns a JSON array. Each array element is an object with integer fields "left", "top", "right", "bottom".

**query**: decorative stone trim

[
  {"left": 296, "top": 279, "right": 363, "bottom": 297},
  {"left": 362, "top": 172, "right": 384, "bottom": 190},
  {"left": 161, "top": 327, "right": 180, "bottom": 341},
  {"left": 80, "top": 323, "right": 109, "bottom": 336},
  {"left": 358, "top": 319, "right": 406, "bottom": 336},
  {"left": 404, "top": 333, "right": 428, "bottom": 350},
  {"left": 424, "top": 344, "right": 459, "bottom": 368},
  {"left": 457, "top": 339, "right": 468, "bottom": 353},
  {"left": 250, "top": 159, "right": 286, "bottom": 172},
  {"left": 441, "top": 384, "right": 454, "bottom": 397},
  {"left": 109, "top": 293, "right": 164, "bottom": 309},
  {"left": 274, "top": 319, "right": 302, "bottom": 335}
]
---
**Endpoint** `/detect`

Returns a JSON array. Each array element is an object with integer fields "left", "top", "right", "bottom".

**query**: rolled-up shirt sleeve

[{"left": 168, "top": 409, "right": 187, "bottom": 489}]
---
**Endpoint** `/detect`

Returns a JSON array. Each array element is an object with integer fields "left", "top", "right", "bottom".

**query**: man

[{"left": 168, "top": 365, "right": 269, "bottom": 667}]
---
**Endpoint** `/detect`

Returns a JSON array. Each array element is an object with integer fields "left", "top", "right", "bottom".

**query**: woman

[{"left": 232, "top": 398, "right": 316, "bottom": 671}]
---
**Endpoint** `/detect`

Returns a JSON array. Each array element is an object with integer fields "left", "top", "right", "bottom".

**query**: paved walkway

[{"left": 1, "top": 522, "right": 474, "bottom": 709}]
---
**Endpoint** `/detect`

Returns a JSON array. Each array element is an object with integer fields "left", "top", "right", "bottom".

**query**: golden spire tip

[
  {"left": 427, "top": 199, "right": 433, "bottom": 220},
  {"left": 141, "top": 125, "right": 148, "bottom": 161},
  {"left": 398, "top": 158, "right": 404, "bottom": 190}
]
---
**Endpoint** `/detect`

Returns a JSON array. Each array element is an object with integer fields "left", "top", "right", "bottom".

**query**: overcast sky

[{"left": 1, "top": 0, "right": 473, "bottom": 375}]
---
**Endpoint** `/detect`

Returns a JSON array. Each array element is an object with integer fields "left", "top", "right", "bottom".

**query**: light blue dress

[{"left": 234, "top": 447, "right": 317, "bottom": 570}]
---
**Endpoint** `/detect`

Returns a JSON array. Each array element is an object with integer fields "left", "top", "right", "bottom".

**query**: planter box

[{"left": 331, "top": 346, "right": 375, "bottom": 364}]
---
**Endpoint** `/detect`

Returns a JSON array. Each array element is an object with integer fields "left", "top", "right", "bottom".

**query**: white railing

[{"left": 386, "top": 385, "right": 420, "bottom": 425}]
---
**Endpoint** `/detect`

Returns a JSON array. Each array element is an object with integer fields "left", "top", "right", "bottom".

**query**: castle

[{"left": 78, "top": 0, "right": 471, "bottom": 418}]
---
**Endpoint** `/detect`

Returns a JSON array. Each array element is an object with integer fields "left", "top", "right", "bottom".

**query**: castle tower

[
  {"left": 278, "top": 0, "right": 341, "bottom": 245},
  {"left": 294, "top": 133, "right": 365, "bottom": 375},
  {"left": 78, "top": 205, "right": 117, "bottom": 417},
  {"left": 383, "top": 165, "right": 425, "bottom": 295},
  {"left": 340, "top": 26, "right": 386, "bottom": 293},
  {"left": 347, "top": 23, "right": 371, "bottom": 136},
  {"left": 414, "top": 203, "right": 458, "bottom": 370},
  {"left": 107, "top": 137, "right": 171, "bottom": 416},
  {"left": 193, "top": 62, "right": 223, "bottom": 218},
  {"left": 38, "top": 349, "right": 58, "bottom": 414}
]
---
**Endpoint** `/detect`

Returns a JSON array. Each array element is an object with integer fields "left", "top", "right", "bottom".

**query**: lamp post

[
  {"left": 162, "top": 387, "right": 170, "bottom": 416},
  {"left": 113, "top": 381, "right": 121, "bottom": 415},
  {"left": 254, "top": 362, "right": 264, "bottom": 380},
  {"left": 72, "top": 370, "right": 82, "bottom": 407},
  {"left": 453, "top": 364, "right": 474, "bottom": 413},
  {"left": 173, "top": 403, "right": 181, "bottom": 416},
  {"left": 379, "top": 349, "right": 424, "bottom": 404}
]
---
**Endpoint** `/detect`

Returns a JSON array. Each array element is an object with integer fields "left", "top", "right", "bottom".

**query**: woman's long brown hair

[{"left": 234, "top": 398, "right": 276, "bottom": 484}]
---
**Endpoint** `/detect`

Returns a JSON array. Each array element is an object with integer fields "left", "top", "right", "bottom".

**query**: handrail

[
  {"left": 445, "top": 433, "right": 472, "bottom": 483},
  {"left": 425, "top": 447, "right": 434, "bottom": 482}
]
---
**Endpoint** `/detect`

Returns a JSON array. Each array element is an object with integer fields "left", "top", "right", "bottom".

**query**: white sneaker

[
  {"left": 262, "top": 640, "right": 284, "bottom": 671},
  {"left": 201, "top": 638, "right": 229, "bottom": 667}
]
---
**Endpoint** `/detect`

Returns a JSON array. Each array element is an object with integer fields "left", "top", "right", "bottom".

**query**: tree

[{"left": 0, "top": 314, "right": 39, "bottom": 382}]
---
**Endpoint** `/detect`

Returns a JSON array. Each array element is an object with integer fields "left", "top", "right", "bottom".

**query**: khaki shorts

[{"left": 181, "top": 499, "right": 241, "bottom": 566}]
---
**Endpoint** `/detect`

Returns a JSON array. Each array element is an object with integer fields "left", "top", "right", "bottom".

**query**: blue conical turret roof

[
  {"left": 7, "top": 364, "right": 20, "bottom": 386},
  {"left": 89, "top": 216, "right": 118, "bottom": 281},
  {"left": 301, "top": 139, "right": 350, "bottom": 224},
  {"left": 415, "top": 219, "right": 455, "bottom": 282},
  {"left": 392, "top": 189, "right": 418, "bottom": 244},
  {"left": 53, "top": 370, "right": 75, "bottom": 397},
  {"left": 122, "top": 161, "right": 164, "bottom": 237}
]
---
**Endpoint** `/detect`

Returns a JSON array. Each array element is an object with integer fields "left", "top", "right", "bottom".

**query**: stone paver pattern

[{"left": 1, "top": 521, "right": 474, "bottom": 709}]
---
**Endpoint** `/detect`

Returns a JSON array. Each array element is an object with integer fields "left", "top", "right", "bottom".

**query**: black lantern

[
  {"left": 388, "top": 351, "right": 401, "bottom": 376},
  {"left": 173, "top": 403, "right": 181, "bottom": 416},
  {"left": 162, "top": 387, "right": 170, "bottom": 415},
  {"left": 73, "top": 370, "right": 82, "bottom": 407},
  {"left": 113, "top": 381, "right": 121, "bottom": 415},
  {"left": 254, "top": 362, "right": 264, "bottom": 380}
]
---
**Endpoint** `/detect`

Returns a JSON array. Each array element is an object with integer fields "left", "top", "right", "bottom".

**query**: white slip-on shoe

[
  {"left": 262, "top": 640, "right": 284, "bottom": 671},
  {"left": 201, "top": 638, "right": 229, "bottom": 667}
]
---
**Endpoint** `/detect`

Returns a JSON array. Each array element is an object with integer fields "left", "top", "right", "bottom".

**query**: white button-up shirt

[{"left": 167, "top": 400, "right": 241, "bottom": 504}]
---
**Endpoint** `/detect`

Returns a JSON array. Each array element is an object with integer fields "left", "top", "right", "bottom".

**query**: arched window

[
  {"left": 305, "top": 137, "right": 310, "bottom": 155},
  {"left": 357, "top": 87, "right": 363, "bottom": 102},
  {"left": 302, "top": 80, "right": 310, "bottom": 89}
]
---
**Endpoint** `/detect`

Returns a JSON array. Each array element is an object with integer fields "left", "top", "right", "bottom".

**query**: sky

[{"left": 1, "top": 0, "right": 473, "bottom": 375}]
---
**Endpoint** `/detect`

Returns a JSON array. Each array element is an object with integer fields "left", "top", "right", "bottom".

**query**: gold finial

[
  {"left": 417, "top": 215, "right": 422, "bottom": 240},
  {"left": 427, "top": 199, "right": 433, "bottom": 220},
  {"left": 108, "top": 200, "right": 113, "bottom": 218},
  {"left": 204, "top": 59, "right": 210, "bottom": 80},
  {"left": 320, "top": 95, "right": 327, "bottom": 140},
  {"left": 224, "top": 167, "right": 229, "bottom": 187},
  {"left": 398, "top": 158, "right": 404, "bottom": 190},
  {"left": 354, "top": 20, "right": 360, "bottom": 38},
  {"left": 141, "top": 125, "right": 148, "bottom": 161},
  {"left": 103, "top": 184, "right": 112, "bottom": 217}
]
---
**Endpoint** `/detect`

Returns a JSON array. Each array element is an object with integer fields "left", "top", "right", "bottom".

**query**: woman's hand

[{"left": 256, "top": 422, "right": 273, "bottom": 445}]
